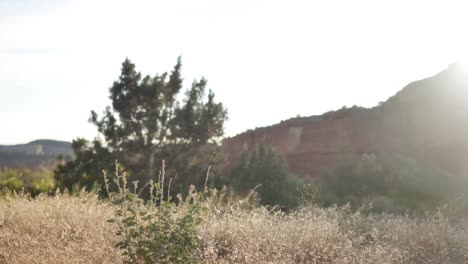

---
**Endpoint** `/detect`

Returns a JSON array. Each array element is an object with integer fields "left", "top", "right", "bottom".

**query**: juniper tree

[{"left": 55, "top": 57, "right": 228, "bottom": 193}]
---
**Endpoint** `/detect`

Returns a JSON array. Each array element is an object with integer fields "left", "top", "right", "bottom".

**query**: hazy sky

[{"left": 1, "top": 0, "right": 467, "bottom": 144}]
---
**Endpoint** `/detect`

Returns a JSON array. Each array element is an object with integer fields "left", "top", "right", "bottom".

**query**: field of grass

[
  {"left": 0, "top": 190, "right": 467, "bottom": 263},
  {"left": 0, "top": 192, "right": 121, "bottom": 263}
]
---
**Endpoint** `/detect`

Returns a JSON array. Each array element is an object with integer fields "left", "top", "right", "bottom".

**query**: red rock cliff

[
  {"left": 222, "top": 63, "right": 468, "bottom": 178},
  {"left": 223, "top": 107, "right": 378, "bottom": 178}
]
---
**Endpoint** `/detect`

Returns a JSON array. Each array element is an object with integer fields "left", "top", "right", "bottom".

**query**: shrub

[
  {"left": 314, "top": 152, "right": 456, "bottom": 212},
  {"left": 103, "top": 161, "right": 202, "bottom": 264},
  {"left": 0, "top": 167, "right": 55, "bottom": 195},
  {"left": 229, "top": 144, "right": 301, "bottom": 209}
]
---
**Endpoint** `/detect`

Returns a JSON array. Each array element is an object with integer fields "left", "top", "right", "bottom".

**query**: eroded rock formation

[{"left": 223, "top": 63, "right": 468, "bottom": 178}]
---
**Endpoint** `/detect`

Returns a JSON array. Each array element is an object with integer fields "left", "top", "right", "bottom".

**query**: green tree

[
  {"left": 55, "top": 57, "right": 228, "bottom": 194},
  {"left": 230, "top": 145, "right": 300, "bottom": 208},
  {"left": 55, "top": 139, "right": 114, "bottom": 191},
  {"left": 316, "top": 152, "right": 455, "bottom": 212}
]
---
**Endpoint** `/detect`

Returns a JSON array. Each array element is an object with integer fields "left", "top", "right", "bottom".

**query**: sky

[{"left": 1, "top": 0, "right": 467, "bottom": 145}]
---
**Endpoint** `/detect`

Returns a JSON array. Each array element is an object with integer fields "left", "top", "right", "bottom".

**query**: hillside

[
  {"left": 0, "top": 139, "right": 73, "bottom": 169},
  {"left": 223, "top": 63, "right": 468, "bottom": 179}
]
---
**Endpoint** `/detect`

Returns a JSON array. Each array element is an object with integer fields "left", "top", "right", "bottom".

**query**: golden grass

[
  {"left": 0, "top": 192, "right": 123, "bottom": 264},
  {"left": 199, "top": 204, "right": 468, "bottom": 263},
  {"left": 0, "top": 193, "right": 467, "bottom": 263}
]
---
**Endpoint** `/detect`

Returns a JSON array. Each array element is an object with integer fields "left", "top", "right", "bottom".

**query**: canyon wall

[
  {"left": 223, "top": 63, "right": 468, "bottom": 179},
  {"left": 223, "top": 107, "right": 378, "bottom": 178}
]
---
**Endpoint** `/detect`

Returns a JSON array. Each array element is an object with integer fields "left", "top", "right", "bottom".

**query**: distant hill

[
  {"left": 223, "top": 63, "right": 468, "bottom": 179},
  {"left": 0, "top": 139, "right": 73, "bottom": 169}
]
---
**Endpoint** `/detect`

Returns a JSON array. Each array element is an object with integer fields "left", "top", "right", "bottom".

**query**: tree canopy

[{"left": 55, "top": 57, "right": 228, "bottom": 194}]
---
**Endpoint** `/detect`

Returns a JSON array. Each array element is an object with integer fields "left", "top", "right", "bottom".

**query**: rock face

[
  {"left": 223, "top": 107, "right": 377, "bottom": 178},
  {"left": 223, "top": 63, "right": 468, "bottom": 178}
]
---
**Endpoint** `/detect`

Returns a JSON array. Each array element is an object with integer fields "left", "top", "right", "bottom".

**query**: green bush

[
  {"left": 0, "top": 167, "right": 55, "bottom": 195},
  {"left": 311, "top": 152, "right": 457, "bottom": 213},
  {"left": 104, "top": 162, "right": 202, "bottom": 264},
  {"left": 229, "top": 145, "right": 301, "bottom": 209}
]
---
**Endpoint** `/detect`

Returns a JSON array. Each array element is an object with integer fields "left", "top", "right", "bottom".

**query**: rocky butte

[
  {"left": 222, "top": 63, "right": 468, "bottom": 179},
  {"left": 0, "top": 140, "right": 73, "bottom": 169}
]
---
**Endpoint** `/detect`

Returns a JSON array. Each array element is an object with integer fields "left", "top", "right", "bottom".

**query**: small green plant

[
  {"left": 298, "top": 183, "right": 320, "bottom": 205},
  {"left": 104, "top": 161, "right": 202, "bottom": 264}
]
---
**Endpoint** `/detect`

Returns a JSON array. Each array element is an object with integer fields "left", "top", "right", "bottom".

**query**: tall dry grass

[
  {"left": 0, "top": 192, "right": 123, "bottom": 264},
  {"left": 198, "top": 203, "right": 468, "bottom": 263},
  {"left": 0, "top": 191, "right": 467, "bottom": 263}
]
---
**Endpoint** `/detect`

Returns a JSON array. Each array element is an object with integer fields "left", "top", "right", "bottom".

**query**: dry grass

[
  {"left": 199, "top": 204, "right": 468, "bottom": 263},
  {"left": 0, "top": 192, "right": 467, "bottom": 263},
  {"left": 0, "top": 192, "right": 123, "bottom": 264}
]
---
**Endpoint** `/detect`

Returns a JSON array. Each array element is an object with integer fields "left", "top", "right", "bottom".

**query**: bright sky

[{"left": 1, "top": 0, "right": 467, "bottom": 144}]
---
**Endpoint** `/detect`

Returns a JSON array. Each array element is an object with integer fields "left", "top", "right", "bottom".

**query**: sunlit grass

[
  {"left": 0, "top": 190, "right": 467, "bottom": 263},
  {"left": 0, "top": 192, "right": 123, "bottom": 264}
]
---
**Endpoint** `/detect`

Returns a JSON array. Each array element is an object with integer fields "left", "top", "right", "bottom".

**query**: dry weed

[
  {"left": 0, "top": 192, "right": 467, "bottom": 263},
  {"left": 0, "top": 192, "right": 123, "bottom": 264},
  {"left": 198, "top": 204, "right": 468, "bottom": 264}
]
